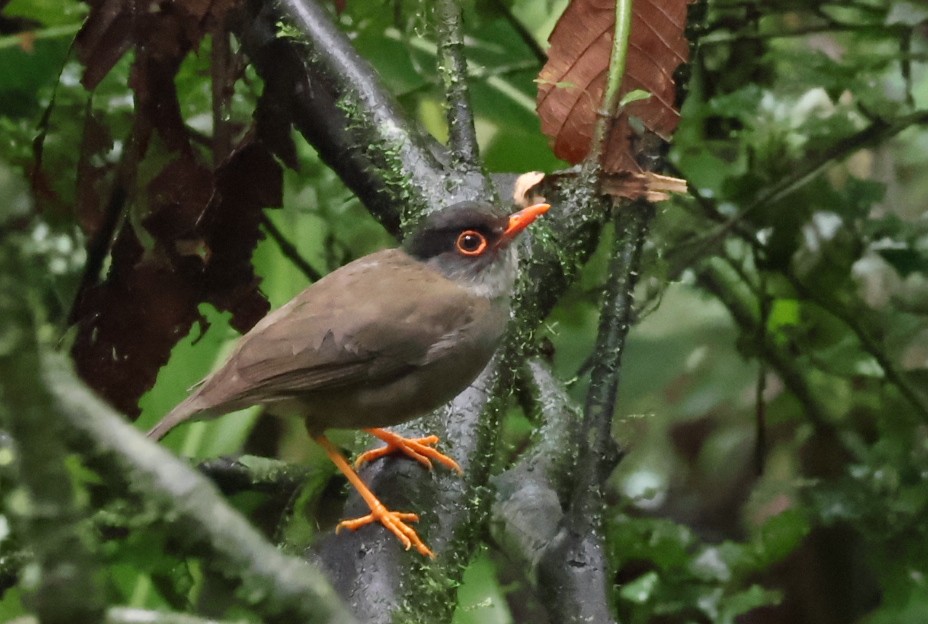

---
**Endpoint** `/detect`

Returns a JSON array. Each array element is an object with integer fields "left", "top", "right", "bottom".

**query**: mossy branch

[
  {"left": 237, "top": 0, "right": 448, "bottom": 233},
  {"left": 231, "top": 1, "right": 614, "bottom": 619},
  {"left": 39, "top": 352, "right": 356, "bottom": 624},
  {"left": 435, "top": 0, "right": 482, "bottom": 169},
  {"left": 0, "top": 257, "right": 105, "bottom": 624}
]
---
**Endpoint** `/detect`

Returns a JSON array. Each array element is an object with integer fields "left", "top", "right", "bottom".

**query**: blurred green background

[{"left": 2, "top": 1, "right": 928, "bottom": 622}]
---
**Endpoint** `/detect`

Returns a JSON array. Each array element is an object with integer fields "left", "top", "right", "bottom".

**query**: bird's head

[{"left": 403, "top": 201, "right": 550, "bottom": 299}]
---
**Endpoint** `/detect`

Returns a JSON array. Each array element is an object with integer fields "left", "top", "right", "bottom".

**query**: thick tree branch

[
  {"left": 38, "top": 353, "right": 356, "bottom": 624},
  {"left": 237, "top": 0, "right": 444, "bottom": 234},
  {"left": 490, "top": 358, "right": 579, "bottom": 583},
  {"left": 538, "top": 201, "right": 652, "bottom": 624},
  {"left": 0, "top": 257, "right": 105, "bottom": 624}
]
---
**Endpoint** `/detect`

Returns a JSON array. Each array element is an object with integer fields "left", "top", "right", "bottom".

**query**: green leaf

[
  {"left": 886, "top": 3, "right": 928, "bottom": 26},
  {"left": 620, "top": 88, "right": 652, "bottom": 107},
  {"left": 767, "top": 298, "right": 800, "bottom": 343},
  {"left": 619, "top": 571, "right": 660, "bottom": 604},
  {"left": 754, "top": 508, "right": 811, "bottom": 566},
  {"left": 717, "top": 585, "right": 781, "bottom": 624}
]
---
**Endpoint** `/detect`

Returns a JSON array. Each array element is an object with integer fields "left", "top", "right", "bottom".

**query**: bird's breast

[{"left": 300, "top": 299, "right": 508, "bottom": 432}]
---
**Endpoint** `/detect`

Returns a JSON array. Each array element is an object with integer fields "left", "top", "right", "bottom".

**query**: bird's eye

[{"left": 455, "top": 230, "right": 488, "bottom": 256}]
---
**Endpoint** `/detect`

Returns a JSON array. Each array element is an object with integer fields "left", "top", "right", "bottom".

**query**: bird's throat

[{"left": 428, "top": 245, "right": 518, "bottom": 303}]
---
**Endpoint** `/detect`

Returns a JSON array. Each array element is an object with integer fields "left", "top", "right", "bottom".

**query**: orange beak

[{"left": 502, "top": 203, "right": 550, "bottom": 241}]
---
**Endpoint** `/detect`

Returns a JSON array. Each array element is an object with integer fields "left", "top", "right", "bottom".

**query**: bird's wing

[{"left": 192, "top": 249, "right": 486, "bottom": 409}]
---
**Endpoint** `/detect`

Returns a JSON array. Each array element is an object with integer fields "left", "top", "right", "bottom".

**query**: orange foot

[
  {"left": 336, "top": 502, "right": 433, "bottom": 558},
  {"left": 314, "top": 433, "right": 437, "bottom": 558},
  {"left": 357, "top": 427, "right": 463, "bottom": 474}
]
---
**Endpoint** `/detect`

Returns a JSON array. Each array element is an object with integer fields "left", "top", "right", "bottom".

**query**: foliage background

[{"left": 1, "top": 0, "right": 928, "bottom": 622}]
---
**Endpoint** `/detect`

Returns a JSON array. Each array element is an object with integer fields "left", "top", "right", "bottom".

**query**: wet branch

[
  {"left": 490, "top": 359, "right": 579, "bottom": 598},
  {"left": 234, "top": 0, "right": 613, "bottom": 620},
  {"left": 538, "top": 201, "right": 652, "bottom": 624},
  {"left": 238, "top": 0, "right": 446, "bottom": 234},
  {"left": 435, "top": 0, "right": 482, "bottom": 168}
]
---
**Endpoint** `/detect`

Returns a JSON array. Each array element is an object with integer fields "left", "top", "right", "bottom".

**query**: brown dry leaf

[
  {"left": 600, "top": 170, "right": 688, "bottom": 201},
  {"left": 70, "top": 136, "right": 279, "bottom": 417},
  {"left": 65, "top": 0, "right": 279, "bottom": 416},
  {"left": 71, "top": 225, "right": 203, "bottom": 417},
  {"left": 537, "top": 0, "right": 693, "bottom": 173},
  {"left": 523, "top": 169, "right": 687, "bottom": 205}
]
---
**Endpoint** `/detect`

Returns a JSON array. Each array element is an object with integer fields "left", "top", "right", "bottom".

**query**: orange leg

[
  {"left": 355, "top": 427, "right": 463, "bottom": 474},
  {"left": 314, "top": 434, "right": 435, "bottom": 558}
]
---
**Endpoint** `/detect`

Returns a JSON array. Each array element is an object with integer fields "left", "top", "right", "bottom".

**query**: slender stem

[
  {"left": 702, "top": 22, "right": 907, "bottom": 46},
  {"left": 489, "top": 0, "right": 547, "bottom": 63},
  {"left": 211, "top": 28, "right": 234, "bottom": 164},
  {"left": 668, "top": 109, "right": 928, "bottom": 278},
  {"left": 260, "top": 213, "right": 323, "bottom": 282},
  {"left": 784, "top": 273, "right": 928, "bottom": 422},
  {"left": 435, "top": 0, "right": 481, "bottom": 168},
  {"left": 576, "top": 203, "right": 651, "bottom": 507},
  {"left": 584, "top": 0, "right": 634, "bottom": 171},
  {"left": 539, "top": 202, "right": 652, "bottom": 624},
  {"left": 697, "top": 262, "right": 832, "bottom": 430},
  {"left": 754, "top": 271, "right": 771, "bottom": 475},
  {"left": 197, "top": 455, "right": 316, "bottom": 495}
]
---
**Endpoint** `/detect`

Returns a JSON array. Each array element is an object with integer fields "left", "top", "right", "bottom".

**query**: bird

[{"left": 147, "top": 200, "right": 550, "bottom": 557}]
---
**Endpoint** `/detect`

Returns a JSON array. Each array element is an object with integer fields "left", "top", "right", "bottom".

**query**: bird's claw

[
  {"left": 336, "top": 505, "right": 434, "bottom": 558},
  {"left": 358, "top": 429, "right": 463, "bottom": 474}
]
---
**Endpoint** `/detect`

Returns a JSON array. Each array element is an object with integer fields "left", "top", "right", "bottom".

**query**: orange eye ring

[{"left": 455, "top": 230, "right": 488, "bottom": 256}]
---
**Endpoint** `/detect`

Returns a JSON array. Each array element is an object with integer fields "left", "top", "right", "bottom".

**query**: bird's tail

[{"left": 147, "top": 395, "right": 208, "bottom": 441}]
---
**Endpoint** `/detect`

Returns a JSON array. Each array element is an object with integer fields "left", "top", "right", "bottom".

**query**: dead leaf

[
  {"left": 600, "top": 170, "right": 688, "bottom": 201},
  {"left": 70, "top": 135, "right": 279, "bottom": 416},
  {"left": 537, "top": 0, "right": 693, "bottom": 172},
  {"left": 65, "top": 0, "right": 284, "bottom": 416},
  {"left": 521, "top": 169, "right": 687, "bottom": 204},
  {"left": 513, "top": 171, "right": 547, "bottom": 207}
]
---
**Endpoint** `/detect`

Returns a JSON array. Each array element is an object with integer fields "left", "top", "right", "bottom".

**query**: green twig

[
  {"left": 489, "top": 0, "right": 547, "bottom": 63},
  {"left": 696, "top": 261, "right": 832, "bottom": 430},
  {"left": 584, "top": 0, "right": 634, "bottom": 171},
  {"left": 669, "top": 109, "right": 928, "bottom": 278},
  {"left": 784, "top": 274, "right": 928, "bottom": 422}
]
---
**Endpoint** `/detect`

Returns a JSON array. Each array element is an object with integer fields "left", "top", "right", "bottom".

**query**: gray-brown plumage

[
  {"left": 146, "top": 200, "right": 549, "bottom": 557},
  {"left": 148, "top": 201, "right": 546, "bottom": 439}
]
